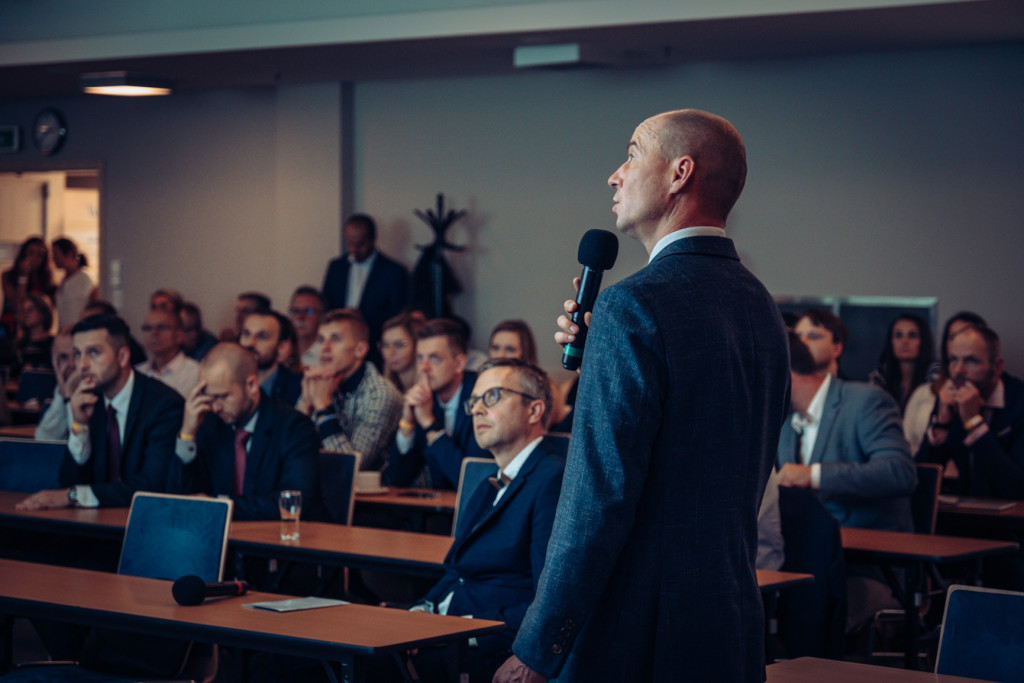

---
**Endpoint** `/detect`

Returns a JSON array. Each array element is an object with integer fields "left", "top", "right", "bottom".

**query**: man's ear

[
  {"left": 668, "top": 156, "right": 695, "bottom": 195},
  {"left": 527, "top": 399, "right": 546, "bottom": 426},
  {"left": 116, "top": 344, "right": 131, "bottom": 369},
  {"left": 355, "top": 340, "right": 369, "bottom": 362}
]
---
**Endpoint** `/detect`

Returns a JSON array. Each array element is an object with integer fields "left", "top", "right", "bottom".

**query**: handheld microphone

[
  {"left": 562, "top": 229, "right": 619, "bottom": 371},
  {"left": 172, "top": 575, "right": 250, "bottom": 606}
]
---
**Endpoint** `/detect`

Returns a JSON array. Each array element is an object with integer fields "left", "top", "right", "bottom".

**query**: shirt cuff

[
  {"left": 810, "top": 463, "right": 822, "bottom": 489},
  {"left": 963, "top": 421, "right": 990, "bottom": 447},
  {"left": 74, "top": 485, "right": 99, "bottom": 508},
  {"left": 68, "top": 429, "right": 91, "bottom": 464},
  {"left": 176, "top": 437, "right": 198, "bottom": 464},
  {"left": 396, "top": 429, "right": 413, "bottom": 455}
]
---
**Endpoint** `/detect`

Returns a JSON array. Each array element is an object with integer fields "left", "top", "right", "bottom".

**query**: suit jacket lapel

[
  {"left": 777, "top": 420, "right": 796, "bottom": 466},
  {"left": 121, "top": 374, "right": 145, "bottom": 463},
  {"left": 810, "top": 377, "right": 842, "bottom": 465},
  {"left": 243, "top": 400, "right": 274, "bottom": 496},
  {"left": 92, "top": 400, "right": 110, "bottom": 482}
]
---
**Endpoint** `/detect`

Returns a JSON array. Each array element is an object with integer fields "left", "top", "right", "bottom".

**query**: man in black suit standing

[
  {"left": 173, "top": 342, "right": 319, "bottom": 521},
  {"left": 321, "top": 213, "right": 409, "bottom": 365},
  {"left": 496, "top": 110, "right": 790, "bottom": 682},
  {"left": 17, "top": 314, "right": 184, "bottom": 510}
]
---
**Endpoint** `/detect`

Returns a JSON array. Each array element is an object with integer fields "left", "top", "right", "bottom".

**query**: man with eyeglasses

[
  {"left": 288, "top": 286, "right": 324, "bottom": 369},
  {"left": 387, "top": 318, "right": 490, "bottom": 489},
  {"left": 133, "top": 307, "right": 200, "bottom": 398},
  {"left": 394, "top": 358, "right": 564, "bottom": 682}
]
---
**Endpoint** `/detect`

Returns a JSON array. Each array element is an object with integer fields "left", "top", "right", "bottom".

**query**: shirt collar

[
  {"left": 649, "top": 226, "right": 726, "bottom": 263},
  {"left": 106, "top": 370, "right": 136, "bottom": 415},
  {"left": 239, "top": 406, "right": 259, "bottom": 432},
  {"left": 793, "top": 373, "right": 831, "bottom": 432},
  {"left": 339, "top": 361, "right": 367, "bottom": 394},
  {"left": 500, "top": 436, "right": 543, "bottom": 483},
  {"left": 348, "top": 250, "right": 378, "bottom": 268}
]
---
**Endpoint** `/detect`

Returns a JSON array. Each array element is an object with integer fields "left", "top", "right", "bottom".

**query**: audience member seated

[
  {"left": 180, "top": 301, "right": 218, "bottom": 361},
  {"left": 794, "top": 308, "right": 847, "bottom": 377},
  {"left": 51, "top": 237, "right": 96, "bottom": 328},
  {"left": 239, "top": 310, "right": 303, "bottom": 406},
  {"left": 134, "top": 307, "right": 201, "bottom": 398},
  {"left": 149, "top": 287, "right": 184, "bottom": 314},
  {"left": 387, "top": 318, "right": 488, "bottom": 489},
  {"left": 297, "top": 309, "right": 402, "bottom": 471},
  {"left": 16, "top": 314, "right": 184, "bottom": 509},
  {"left": 904, "top": 311, "right": 987, "bottom": 453},
  {"left": 81, "top": 300, "right": 147, "bottom": 365},
  {"left": 868, "top": 313, "right": 934, "bottom": 415},
  {"left": 397, "top": 359, "right": 565, "bottom": 682},
  {"left": 288, "top": 285, "right": 324, "bottom": 370},
  {"left": 777, "top": 331, "right": 916, "bottom": 630},
  {"left": 35, "top": 327, "right": 79, "bottom": 441},
  {"left": 14, "top": 293, "right": 55, "bottom": 375},
  {"left": 170, "top": 342, "right": 320, "bottom": 520},
  {"left": 220, "top": 291, "right": 271, "bottom": 341},
  {"left": 380, "top": 310, "right": 426, "bottom": 393},
  {"left": 321, "top": 213, "right": 410, "bottom": 367},
  {"left": 487, "top": 319, "right": 567, "bottom": 427},
  {"left": 275, "top": 311, "right": 302, "bottom": 374},
  {"left": 918, "top": 323, "right": 1023, "bottom": 498},
  {"left": 454, "top": 315, "right": 489, "bottom": 372},
  {"left": 1, "top": 236, "right": 55, "bottom": 339}
]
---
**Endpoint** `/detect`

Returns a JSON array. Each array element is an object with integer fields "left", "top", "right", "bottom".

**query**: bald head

[
  {"left": 650, "top": 109, "right": 747, "bottom": 221},
  {"left": 203, "top": 342, "right": 258, "bottom": 387}
]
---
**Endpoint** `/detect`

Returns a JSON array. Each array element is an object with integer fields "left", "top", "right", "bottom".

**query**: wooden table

[
  {"left": 938, "top": 496, "right": 1024, "bottom": 532},
  {"left": 0, "top": 489, "right": 128, "bottom": 539},
  {"left": 841, "top": 527, "right": 1018, "bottom": 669},
  {"left": 355, "top": 487, "right": 456, "bottom": 512},
  {"left": 756, "top": 570, "right": 813, "bottom": 592},
  {"left": 0, "top": 424, "right": 40, "bottom": 439},
  {"left": 766, "top": 657, "right": 991, "bottom": 682},
  {"left": 0, "top": 558, "right": 503, "bottom": 682}
]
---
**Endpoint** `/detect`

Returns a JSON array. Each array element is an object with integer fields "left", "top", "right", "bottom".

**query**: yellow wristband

[
  {"left": 963, "top": 414, "right": 985, "bottom": 431},
  {"left": 179, "top": 431, "right": 196, "bottom": 441},
  {"left": 71, "top": 420, "right": 88, "bottom": 435},
  {"left": 399, "top": 419, "right": 416, "bottom": 432}
]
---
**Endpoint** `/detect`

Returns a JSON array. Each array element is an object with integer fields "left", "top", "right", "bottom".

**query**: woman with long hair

[
  {"left": 380, "top": 310, "right": 426, "bottom": 393},
  {"left": 1, "top": 237, "right": 55, "bottom": 338},
  {"left": 52, "top": 237, "right": 96, "bottom": 327},
  {"left": 869, "top": 314, "right": 934, "bottom": 414},
  {"left": 15, "top": 292, "right": 55, "bottom": 374},
  {"left": 487, "top": 319, "right": 567, "bottom": 428}
]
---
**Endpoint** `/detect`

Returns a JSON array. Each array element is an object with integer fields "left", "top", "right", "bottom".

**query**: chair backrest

[
  {"left": 118, "top": 492, "right": 232, "bottom": 582},
  {"left": 318, "top": 450, "right": 360, "bottom": 524},
  {"left": 0, "top": 437, "right": 65, "bottom": 492},
  {"left": 452, "top": 457, "right": 497, "bottom": 538},
  {"left": 912, "top": 463, "right": 943, "bottom": 534},
  {"left": 776, "top": 485, "right": 847, "bottom": 660},
  {"left": 15, "top": 369, "right": 57, "bottom": 403},
  {"left": 936, "top": 584, "right": 1024, "bottom": 682}
]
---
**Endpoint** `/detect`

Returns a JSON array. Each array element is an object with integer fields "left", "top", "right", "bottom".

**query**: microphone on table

[
  {"left": 562, "top": 229, "right": 619, "bottom": 371},
  {"left": 172, "top": 574, "right": 250, "bottom": 606}
]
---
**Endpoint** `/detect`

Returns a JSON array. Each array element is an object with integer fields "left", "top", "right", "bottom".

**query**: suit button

[{"left": 552, "top": 644, "right": 563, "bottom": 655}]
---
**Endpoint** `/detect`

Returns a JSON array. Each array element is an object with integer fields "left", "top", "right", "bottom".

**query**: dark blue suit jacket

[
  {"left": 385, "top": 372, "right": 489, "bottom": 489},
  {"left": 423, "top": 437, "right": 564, "bottom": 656},
  {"left": 268, "top": 364, "right": 302, "bottom": 407},
  {"left": 171, "top": 392, "right": 320, "bottom": 520},
  {"left": 59, "top": 372, "right": 184, "bottom": 507},
  {"left": 321, "top": 250, "right": 409, "bottom": 338},
  {"left": 513, "top": 236, "right": 791, "bottom": 682}
]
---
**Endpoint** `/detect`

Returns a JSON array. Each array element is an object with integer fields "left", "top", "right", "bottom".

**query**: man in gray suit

[
  {"left": 495, "top": 110, "right": 790, "bottom": 682},
  {"left": 777, "top": 332, "right": 916, "bottom": 629}
]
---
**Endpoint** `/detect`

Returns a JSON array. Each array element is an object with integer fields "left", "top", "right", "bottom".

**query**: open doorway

[{"left": 0, "top": 168, "right": 100, "bottom": 331}]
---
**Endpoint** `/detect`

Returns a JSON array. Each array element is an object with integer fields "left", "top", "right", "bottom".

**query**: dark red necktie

[
  {"left": 233, "top": 429, "right": 250, "bottom": 497},
  {"left": 106, "top": 405, "right": 122, "bottom": 483}
]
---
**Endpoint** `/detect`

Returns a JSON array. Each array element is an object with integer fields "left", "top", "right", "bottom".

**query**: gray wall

[{"left": 1, "top": 43, "right": 1021, "bottom": 379}]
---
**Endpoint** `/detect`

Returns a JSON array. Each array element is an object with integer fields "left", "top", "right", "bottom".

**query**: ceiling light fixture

[{"left": 80, "top": 71, "right": 174, "bottom": 96}]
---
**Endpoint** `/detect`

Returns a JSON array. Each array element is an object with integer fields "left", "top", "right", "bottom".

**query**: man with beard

[
  {"left": 17, "top": 314, "right": 184, "bottom": 509},
  {"left": 239, "top": 310, "right": 302, "bottom": 406}
]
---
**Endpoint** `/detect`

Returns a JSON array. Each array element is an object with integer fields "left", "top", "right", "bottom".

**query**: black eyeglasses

[
  {"left": 288, "top": 306, "right": 320, "bottom": 317},
  {"left": 463, "top": 386, "right": 537, "bottom": 415}
]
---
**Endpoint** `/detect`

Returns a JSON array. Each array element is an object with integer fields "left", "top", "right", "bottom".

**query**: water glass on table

[{"left": 278, "top": 490, "right": 302, "bottom": 541}]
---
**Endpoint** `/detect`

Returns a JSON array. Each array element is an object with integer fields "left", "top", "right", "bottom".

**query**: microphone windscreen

[
  {"left": 172, "top": 574, "right": 207, "bottom": 606},
  {"left": 577, "top": 229, "right": 619, "bottom": 271}
]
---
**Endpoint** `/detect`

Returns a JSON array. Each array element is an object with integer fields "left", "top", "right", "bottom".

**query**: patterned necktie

[
  {"left": 233, "top": 428, "right": 250, "bottom": 497},
  {"left": 488, "top": 472, "right": 511, "bottom": 490},
  {"left": 106, "top": 405, "right": 122, "bottom": 483}
]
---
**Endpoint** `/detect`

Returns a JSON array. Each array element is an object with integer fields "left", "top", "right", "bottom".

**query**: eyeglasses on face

[
  {"left": 141, "top": 323, "right": 173, "bottom": 333},
  {"left": 463, "top": 386, "right": 537, "bottom": 415},
  {"left": 288, "top": 307, "right": 320, "bottom": 317}
]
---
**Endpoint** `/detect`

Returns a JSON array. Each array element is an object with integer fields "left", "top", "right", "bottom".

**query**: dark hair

[
  {"left": 345, "top": 213, "right": 377, "bottom": 241},
  {"left": 477, "top": 357, "right": 552, "bottom": 424},
  {"left": 489, "top": 319, "right": 539, "bottom": 365},
  {"left": 418, "top": 318, "right": 467, "bottom": 355},
  {"left": 21, "top": 292, "right": 54, "bottom": 333},
  {"left": 322, "top": 308, "right": 370, "bottom": 344},
  {"left": 950, "top": 323, "right": 1001, "bottom": 365},
  {"left": 52, "top": 237, "right": 87, "bottom": 268},
  {"left": 272, "top": 311, "right": 295, "bottom": 347},
  {"left": 801, "top": 308, "right": 848, "bottom": 348},
  {"left": 788, "top": 331, "right": 819, "bottom": 377},
  {"left": 150, "top": 288, "right": 184, "bottom": 313},
  {"left": 238, "top": 292, "right": 271, "bottom": 312},
  {"left": 71, "top": 314, "right": 130, "bottom": 350},
  {"left": 180, "top": 301, "right": 203, "bottom": 325},
  {"left": 873, "top": 314, "right": 934, "bottom": 409},
  {"left": 940, "top": 311, "right": 987, "bottom": 370},
  {"left": 82, "top": 300, "right": 118, "bottom": 317},
  {"left": 5, "top": 237, "right": 54, "bottom": 293},
  {"left": 291, "top": 285, "right": 323, "bottom": 306}
]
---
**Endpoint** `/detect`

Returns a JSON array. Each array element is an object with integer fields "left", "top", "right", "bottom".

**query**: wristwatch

[{"left": 67, "top": 486, "right": 79, "bottom": 505}]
